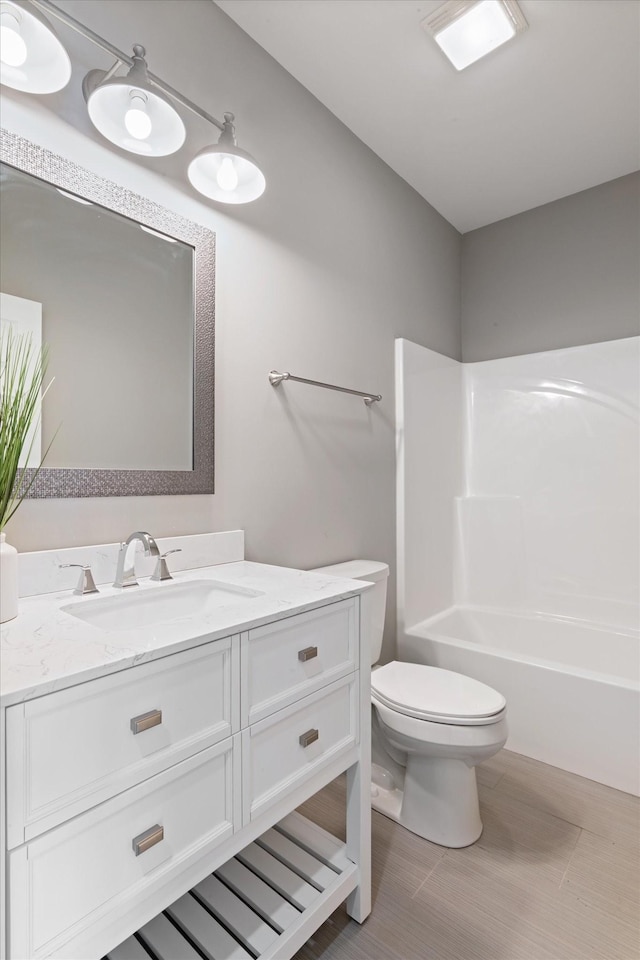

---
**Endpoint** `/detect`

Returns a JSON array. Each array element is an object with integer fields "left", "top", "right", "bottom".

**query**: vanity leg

[
  {"left": 346, "top": 756, "right": 371, "bottom": 922},
  {"left": 346, "top": 592, "right": 372, "bottom": 923}
]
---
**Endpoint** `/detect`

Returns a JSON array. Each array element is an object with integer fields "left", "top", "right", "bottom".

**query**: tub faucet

[{"left": 113, "top": 531, "right": 160, "bottom": 588}]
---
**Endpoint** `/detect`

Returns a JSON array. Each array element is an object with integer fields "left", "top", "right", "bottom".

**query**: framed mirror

[{"left": 0, "top": 129, "right": 215, "bottom": 497}]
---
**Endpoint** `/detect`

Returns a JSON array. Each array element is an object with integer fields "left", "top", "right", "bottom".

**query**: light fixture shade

[
  {"left": 0, "top": 0, "right": 71, "bottom": 93},
  {"left": 188, "top": 143, "right": 266, "bottom": 204},
  {"left": 85, "top": 46, "right": 185, "bottom": 157}
]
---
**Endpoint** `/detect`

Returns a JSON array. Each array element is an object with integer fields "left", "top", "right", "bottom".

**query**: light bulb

[
  {"left": 0, "top": 10, "right": 27, "bottom": 67},
  {"left": 124, "top": 92, "right": 152, "bottom": 140},
  {"left": 216, "top": 157, "right": 239, "bottom": 192}
]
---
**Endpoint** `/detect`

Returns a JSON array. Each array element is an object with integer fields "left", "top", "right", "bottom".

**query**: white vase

[{"left": 0, "top": 532, "right": 18, "bottom": 623}]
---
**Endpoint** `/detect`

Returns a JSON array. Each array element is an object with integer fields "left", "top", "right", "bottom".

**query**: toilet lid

[{"left": 371, "top": 661, "right": 506, "bottom": 724}]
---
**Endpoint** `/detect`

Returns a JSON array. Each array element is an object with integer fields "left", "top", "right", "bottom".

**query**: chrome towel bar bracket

[{"left": 269, "top": 370, "right": 381, "bottom": 405}]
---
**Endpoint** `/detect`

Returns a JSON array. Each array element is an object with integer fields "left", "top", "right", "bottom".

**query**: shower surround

[{"left": 396, "top": 337, "right": 640, "bottom": 794}]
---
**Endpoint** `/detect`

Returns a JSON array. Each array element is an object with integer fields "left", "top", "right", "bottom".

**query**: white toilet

[{"left": 312, "top": 560, "right": 508, "bottom": 848}]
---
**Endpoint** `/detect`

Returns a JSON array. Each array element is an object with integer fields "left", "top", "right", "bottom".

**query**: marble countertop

[{"left": 0, "top": 561, "right": 370, "bottom": 707}]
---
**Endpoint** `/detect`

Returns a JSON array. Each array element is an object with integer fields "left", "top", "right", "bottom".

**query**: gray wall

[
  {"left": 3, "top": 0, "right": 461, "bottom": 662},
  {"left": 461, "top": 172, "right": 640, "bottom": 361}
]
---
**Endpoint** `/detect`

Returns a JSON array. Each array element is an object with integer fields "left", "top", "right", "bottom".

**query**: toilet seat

[
  {"left": 371, "top": 661, "right": 506, "bottom": 726},
  {"left": 373, "top": 698, "right": 508, "bottom": 751}
]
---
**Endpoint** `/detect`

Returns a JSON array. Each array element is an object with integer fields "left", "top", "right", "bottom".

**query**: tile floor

[{"left": 294, "top": 750, "right": 640, "bottom": 960}]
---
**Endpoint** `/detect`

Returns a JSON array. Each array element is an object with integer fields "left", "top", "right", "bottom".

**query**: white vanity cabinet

[
  {"left": 1, "top": 591, "right": 371, "bottom": 960},
  {"left": 5, "top": 639, "right": 238, "bottom": 846}
]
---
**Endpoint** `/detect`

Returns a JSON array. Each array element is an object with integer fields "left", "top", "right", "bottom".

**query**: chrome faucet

[{"left": 113, "top": 531, "right": 160, "bottom": 588}]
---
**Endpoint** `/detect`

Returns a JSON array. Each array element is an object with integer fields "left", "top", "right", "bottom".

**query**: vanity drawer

[
  {"left": 242, "top": 673, "right": 358, "bottom": 823},
  {"left": 241, "top": 598, "right": 358, "bottom": 724},
  {"left": 6, "top": 638, "right": 238, "bottom": 847},
  {"left": 8, "top": 738, "right": 239, "bottom": 960}
]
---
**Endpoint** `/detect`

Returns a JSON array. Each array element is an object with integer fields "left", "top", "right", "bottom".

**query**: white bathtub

[{"left": 401, "top": 607, "right": 640, "bottom": 796}]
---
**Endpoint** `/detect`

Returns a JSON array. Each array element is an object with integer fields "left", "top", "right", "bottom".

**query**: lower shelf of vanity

[{"left": 103, "top": 812, "right": 357, "bottom": 960}]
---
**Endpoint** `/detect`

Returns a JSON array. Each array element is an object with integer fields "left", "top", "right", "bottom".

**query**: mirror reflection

[{"left": 0, "top": 162, "right": 195, "bottom": 472}]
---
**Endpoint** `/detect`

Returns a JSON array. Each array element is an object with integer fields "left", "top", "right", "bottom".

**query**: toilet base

[
  {"left": 370, "top": 779, "right": 403, "bottom": 822},
  {"left": 371, "top": 757, "right": 483, "bottom": 848}
]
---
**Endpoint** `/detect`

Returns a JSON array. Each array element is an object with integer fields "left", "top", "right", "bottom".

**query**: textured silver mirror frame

[{"left": 1, "top": 128, "right": 215, "bottom": 497}]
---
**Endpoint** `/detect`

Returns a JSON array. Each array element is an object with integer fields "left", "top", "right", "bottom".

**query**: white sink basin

[{"left": 61, "top": 579, "right": 264, "bottom": 632}]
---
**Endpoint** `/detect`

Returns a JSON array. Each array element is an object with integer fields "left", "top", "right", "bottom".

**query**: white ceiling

[{"left": 215, "top": 0, "right": 640, "bottom": 233}]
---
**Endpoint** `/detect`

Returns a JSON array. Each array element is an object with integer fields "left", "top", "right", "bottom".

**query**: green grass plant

[{"left": 0, "top": 326, "right": 54, "bottom": 530}]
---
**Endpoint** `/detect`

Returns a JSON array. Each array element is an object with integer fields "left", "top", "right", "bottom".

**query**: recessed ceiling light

[{"left": 422, "top": 0, "right": 528, "bottom": 71}]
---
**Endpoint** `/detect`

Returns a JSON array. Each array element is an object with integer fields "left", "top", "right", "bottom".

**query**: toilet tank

[{"left": 310, "top": 560, "right": 389, "bottom": 665}]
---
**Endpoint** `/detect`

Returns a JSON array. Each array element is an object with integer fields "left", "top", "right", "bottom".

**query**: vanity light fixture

[
  {"left": 0, "top": 3, "right": 26, "bottom": 66},
  {"left": 188, "top": 112, "right": 266, "bottom": 205},
  {"left": 83, "top": 45, "right": 186, "bottom": 157},
  {"left": 422, "top": 0, "right": 528, "bottom": 71},
  {"left": 0, "top": 0, "right": 266, "bottom": 203},
  {"left": 0, "top": 0, "right": 70, "bottom": 92}
]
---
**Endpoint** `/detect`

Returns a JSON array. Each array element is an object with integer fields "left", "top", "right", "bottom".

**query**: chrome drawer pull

[
  {"left": 132, "top": 824, "right": 164, "bottom": 856},
  {"left": 130, "top": 709, "right": 163, "bottom": 735},
  {"left": 298, "top": 646, "right": 318, "bottom": 662},
  {"left": 299, "top": 728, "right": 319, "bottom": 748}
]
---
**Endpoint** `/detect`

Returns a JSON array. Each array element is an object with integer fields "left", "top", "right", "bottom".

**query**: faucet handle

[
  {"left": 60, "top": 563, "right": 99, "bottom": 596},
  {"left": 151, "top": 549, "right": 182, "bottom": 582}
]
